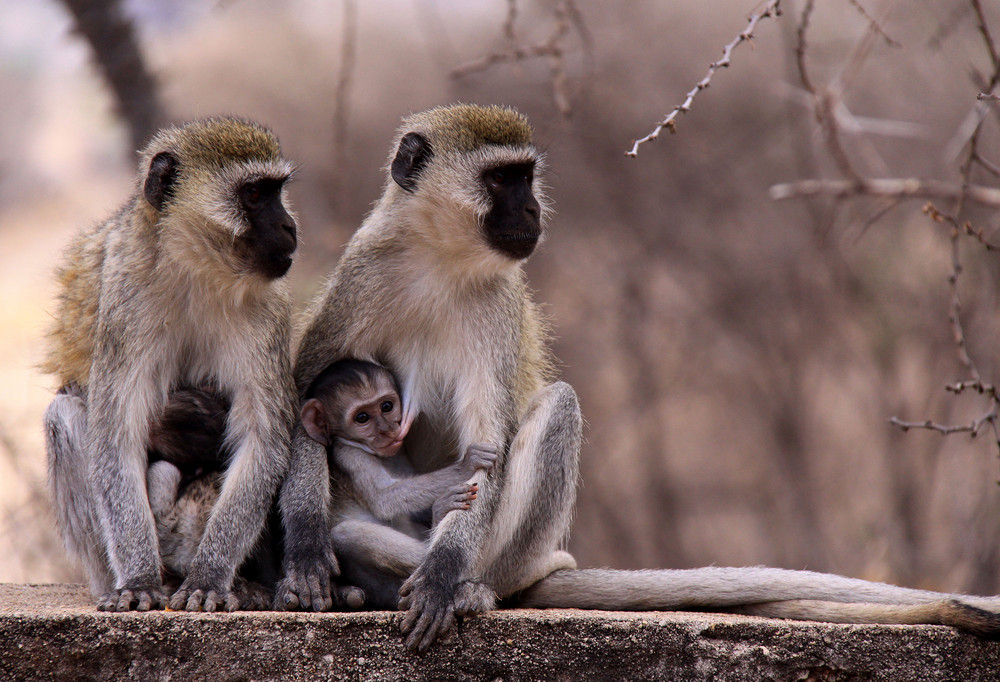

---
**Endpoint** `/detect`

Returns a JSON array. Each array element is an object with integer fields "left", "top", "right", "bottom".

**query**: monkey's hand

[
  {"left": 168, "top": 576, "right": 236, "bottom": 613},
  {"left": 97, "top": 584, "right": 168, "bottom": 612},
  {"left": 463, "top": 443, "right": 499, "bottom": 474},
  {"left": 431, "top": 483, "right": 478, "bottom": 526},
  {"left": 273, "top": 552, "right": 343, "bottom": 612},
  {"left": 398, "top": 566, "right": 460, "bottom": 651}
]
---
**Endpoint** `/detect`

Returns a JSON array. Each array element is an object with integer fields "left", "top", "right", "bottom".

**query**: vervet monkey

[
  {"left": 278, "top": 104, "right": 1000, "bottom": 649},
  {"left": 43, "top": 117, "right": 298, "bottom": 613},
  {"left": 300, "top": 359, "right": 497, "bottom": 527}
]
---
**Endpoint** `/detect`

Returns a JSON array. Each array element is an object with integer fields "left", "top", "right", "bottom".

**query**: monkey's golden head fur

[
  {"left": 138, "top": 118, "right": 294, "bottom": 234},
  {"left": 142, "top": 117, "right": 283, "bottom": 171},
  {"left": 398, "top": 104, "right": 533, "bottom": 155}
]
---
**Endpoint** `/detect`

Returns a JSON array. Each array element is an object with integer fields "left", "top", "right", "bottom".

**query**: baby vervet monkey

[{"left": 300, "top": 359, "right": 498, "bottom": 526}]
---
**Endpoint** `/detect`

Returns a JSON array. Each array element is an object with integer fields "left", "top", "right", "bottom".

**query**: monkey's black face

[
  {"left": 481, "top": 163, "right": 541, "bottom": 260},
  {"left": 235, "top": 178, "right": 298, "bottom": 279}
]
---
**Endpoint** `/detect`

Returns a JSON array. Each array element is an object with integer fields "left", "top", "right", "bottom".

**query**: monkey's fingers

[
  {"left": 306, "top": 571, "right": 333, "bottom": 612},
  {"left": 183, "top": 589, "right": 206, "bottom": 612},
  {"left": 168, "top": 589, "right": 187, "bottom": 611},
  {"left": 202, "top": 590, "right": 225, "bottom": 613},
  {"left": 135, "top": 590, "right": 160, "bottom": 612},
  {"left": 407, "top": 603, "right": 456, "bottom": 652},
  {"left": 399, "top": 595, "right": 422, "bottom": 634},
  {"left": 273, "top": 583, "right": 300, "bottom": 611},
  {"left": 399, "top": 574, "right": 416, "bottom": 599},
  {"left": 97, "top": 592, "right": 117, "bottom": 611},
  {"left": 337, "top": 585, "right": 366, "bottom": 610},
  {"left": 115, "top": 590, "right": 136, "bottom": 612},
  {"left": 225, "top": 593, "right": 241, "bottom": 612}
]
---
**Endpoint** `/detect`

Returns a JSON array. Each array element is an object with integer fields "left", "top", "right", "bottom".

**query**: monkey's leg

[
  {"left": 333, "top": 518, "right": 424, "bottom": 609},
  {"left": 399, "top": 381, "right": 582, "bottom": 650},
  {"left": 44, "top": 390, "right": 115, "bottom": 596},
  {"left": 476, "top": 381, "right": 582, "bottom": 598}
]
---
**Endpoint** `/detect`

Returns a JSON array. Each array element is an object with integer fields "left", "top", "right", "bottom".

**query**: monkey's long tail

[{"left": 518, "top": 567, "right": 1000, "bottom": 637}]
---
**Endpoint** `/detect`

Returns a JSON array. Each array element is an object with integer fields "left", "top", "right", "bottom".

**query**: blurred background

[{"left": 2, "top": 0, "right": 1000, "bottom": 596}]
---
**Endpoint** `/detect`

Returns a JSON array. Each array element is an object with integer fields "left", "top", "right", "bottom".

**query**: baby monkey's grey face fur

[{"left": 301, "top": 361, "right": 406, "bottom": 458}]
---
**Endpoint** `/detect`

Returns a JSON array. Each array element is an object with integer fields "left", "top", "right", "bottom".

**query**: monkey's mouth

[
  {"left": 374, "top": 436, "right": 405, "bottom": 458},
  {"left": 490, "top": 232, "right": 539, "bottom": 260}
]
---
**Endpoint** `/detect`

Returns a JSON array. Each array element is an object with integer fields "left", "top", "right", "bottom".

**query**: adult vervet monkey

[
  {"left": 278, "top": 104, "right": 1000, "bottom": 650},
  {"left": 43, "top": 117, "right": 298, "bottom": 613}
]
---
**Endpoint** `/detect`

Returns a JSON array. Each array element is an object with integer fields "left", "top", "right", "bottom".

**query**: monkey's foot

[
  {"left": 168, "top": 578, "right": 234, "bottom": 613},
  {"left": 227, "top": 577, "right": 274, "bottom": 611},
  {"left": 273, "top": 560, "right": 338, "bottom": 612},
  {"left": 97, "top": 586, "right": 168, "bottom": 612},
  {"left": 398, "top": 569, "right": 459, "bottom": 652},
  {"left": 454, "top": 580, "right": 497, "bottom": 618}
]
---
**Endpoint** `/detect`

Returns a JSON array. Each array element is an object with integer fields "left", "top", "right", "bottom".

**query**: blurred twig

[
  {"left": 771, "top": 0, "right": 1000, "bottom": 455},
  {"left": 847, "top": 0, "right": 901, "bottom": 48},
  {"left": 625, "top": 0, "right": 782, "bottom": 157},
  {"left": 451, "top": 0, "right": 584, "bottom": 117},
  {"left": 769, "top": 178, "right": 1000, "bottom": 207}
]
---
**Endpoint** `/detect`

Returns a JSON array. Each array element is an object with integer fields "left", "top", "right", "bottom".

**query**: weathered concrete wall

[{"left": 2, "top": 583, "right": 999, "bottom": 681}]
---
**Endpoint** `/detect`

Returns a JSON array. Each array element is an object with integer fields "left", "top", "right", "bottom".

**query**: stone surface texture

[{"left": 2, "top": 583, "right": 999, "bottom": 681}]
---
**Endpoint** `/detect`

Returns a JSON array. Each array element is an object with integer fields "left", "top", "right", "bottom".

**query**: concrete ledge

[{"left": 2, "top": 584, "right": 999, "bottom": 681}]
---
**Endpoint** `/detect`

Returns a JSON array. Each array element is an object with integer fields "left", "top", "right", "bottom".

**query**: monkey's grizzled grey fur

[
  {"left": 278, "top": 104, "right": 1000, "bottom": 648},
  {"left": 43, "top": 117, "right": 297, "bottom": 613}
]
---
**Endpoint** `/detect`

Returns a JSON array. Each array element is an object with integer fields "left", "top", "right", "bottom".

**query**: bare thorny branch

[
  {"left": 625, "top": 0, "right": 782, "bottom": 157},
  {"left": 451, "top": 0, "right": 588, "bottom": 117},
  {"left": 778, "top": 0, "right": 1000, "bottom": 453}
]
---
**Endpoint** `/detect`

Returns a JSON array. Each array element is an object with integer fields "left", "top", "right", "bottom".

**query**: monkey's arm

[
  {"left": 273, "top": 426, "right": 339, "bottom": 612},
  {"left": 170, "top": 333, "right": 295, "bottom": 612},
  {"left": 337, "top": 443, "right": 495, "bottom": 522},
  {"left": 86, "top": 309, "right": 167, "bottom": 611}
]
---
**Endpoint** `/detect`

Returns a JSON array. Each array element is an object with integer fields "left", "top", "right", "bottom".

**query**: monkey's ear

[
  {"left": 144, "top": 152, "right": 179, "bottom": 211},
  {"left": 391, "top": 132, "right": 433, "bottom": 193},
  {"left": 301, "top": 399, "right": 331, "bottom": 447}
]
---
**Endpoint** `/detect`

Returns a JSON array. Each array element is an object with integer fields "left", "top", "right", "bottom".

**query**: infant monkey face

[{"left": 348, "top": 388, "right": 405, "bottom": 457}]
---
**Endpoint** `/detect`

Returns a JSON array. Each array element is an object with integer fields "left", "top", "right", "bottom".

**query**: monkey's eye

[
  {"left": 381, "top": 401, "right": 394, "bottom": 413},
  {"left": 241, "top": 183, "right": 263, "bottom": 206},
  {"left": 489, "top": 169, "right": 505, "bottom": 186},
  {"left": 354, "top": 412, "right": 370, "bottom": 425}
]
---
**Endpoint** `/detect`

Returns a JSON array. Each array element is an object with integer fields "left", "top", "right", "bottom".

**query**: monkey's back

[{"left": 42, "top": 210, "right": 120, "bottom": 388}]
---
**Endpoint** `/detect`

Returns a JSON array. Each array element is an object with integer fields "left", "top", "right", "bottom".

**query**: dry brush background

[{"left": 1, "top": 0, "right": 1000, "bottom": 596}]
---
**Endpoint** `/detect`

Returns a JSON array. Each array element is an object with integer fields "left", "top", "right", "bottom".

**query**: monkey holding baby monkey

[
  {"left": 278, "top": 103, "right": 1000, "bottom": 649},
  {"left": 299, "top": 358, "right": 498, "bottom": 607},
  {"left": 43, "top": 117, "right": 298, "bottom": 612}
]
